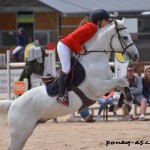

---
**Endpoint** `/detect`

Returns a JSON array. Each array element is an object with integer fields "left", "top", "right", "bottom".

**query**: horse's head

[{"left": 110, "top": 18, "right": 139, "bottom": 61}]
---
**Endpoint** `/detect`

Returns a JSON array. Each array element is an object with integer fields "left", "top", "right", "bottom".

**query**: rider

[
  {"left": 56, "top": 9, "right": 110, "bottom": 106},
  {"left": 9, "top": 28, "right": 25, "bottom": 62}
]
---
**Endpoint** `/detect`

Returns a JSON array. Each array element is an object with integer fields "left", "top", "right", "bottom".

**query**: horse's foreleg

[
  {"left": 101, "top": 77, "right": 133, "bottom": 113},
  {"left": 109, "top": 93, "right": 132, "bottom": 114},
  {"left": 117, "top": 86, "right": 133, "bottom": 114},
  {"left": 108, "top": 92, "right": 124, "bottom": 112}
]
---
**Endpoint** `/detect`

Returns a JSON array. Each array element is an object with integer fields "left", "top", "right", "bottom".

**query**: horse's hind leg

[{"left": 7, "top": 118, "right": 37, "bottom": 150}]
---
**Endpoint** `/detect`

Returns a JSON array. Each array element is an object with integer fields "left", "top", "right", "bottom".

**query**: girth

[{"left": 69, "top": 83, "right": 96, "bottom": 113}]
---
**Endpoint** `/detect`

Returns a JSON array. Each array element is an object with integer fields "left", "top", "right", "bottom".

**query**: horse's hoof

[{"left": 85, "top": 114, "right": 95, "bottom": 122}]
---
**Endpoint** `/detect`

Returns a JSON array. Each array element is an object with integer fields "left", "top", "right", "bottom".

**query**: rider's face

[{"left": 101, "top": 19, "right": 109, "bottom": 27}]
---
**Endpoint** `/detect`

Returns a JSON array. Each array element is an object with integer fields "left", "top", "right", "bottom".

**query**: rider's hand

[{"left": 79, "top": 48, "right": 86, "bottom": 55}]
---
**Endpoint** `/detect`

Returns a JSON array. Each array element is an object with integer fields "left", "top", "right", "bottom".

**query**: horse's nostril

[{"left": 135, "top": 54, "right": 138, "bottom": 60}]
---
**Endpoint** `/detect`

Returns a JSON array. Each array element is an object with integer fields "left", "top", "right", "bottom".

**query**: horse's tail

[{"left": 0, "top": 100, "right": 12, "bottom": 125}]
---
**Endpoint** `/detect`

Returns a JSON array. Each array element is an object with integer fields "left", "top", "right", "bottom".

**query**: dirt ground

[{"left": 1, "top": 115, "right": 150, "bottom": 150}]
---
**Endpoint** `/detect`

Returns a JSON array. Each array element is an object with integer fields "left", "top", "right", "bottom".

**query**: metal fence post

[{"left": 7, "top": 50, "right": 10, "bottom": 99}]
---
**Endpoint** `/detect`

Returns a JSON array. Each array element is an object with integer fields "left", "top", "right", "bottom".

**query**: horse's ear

[
  {"left": 114, "top": 20, "right": 118, "bottom": 28},
  {"left": 122, "top": 17, "right": 125, "bottom": 24}
]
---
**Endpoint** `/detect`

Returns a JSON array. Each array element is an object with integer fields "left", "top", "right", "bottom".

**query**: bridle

[
  {"left": 73, "top": 20, "right": 135, "bottom": 72},
  {"left": 110, "top": 25, "right": 134, "bottom": 55},
  {"left": 82, "top": 20, "right": 134, "bottom": 55}
]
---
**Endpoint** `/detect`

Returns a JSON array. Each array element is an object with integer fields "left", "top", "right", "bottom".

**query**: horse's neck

[
  {"left": 80, "top": 26, "right": 114, "bottom": 70},
  {"left": 81, "top": 24, "right": 115, "bottom": 76},
  {"left": 80, "top": 52, "right": 109, "bottom": 67},
  {"left": 78, "top": 25, "right": 115, "bottom": 99}
]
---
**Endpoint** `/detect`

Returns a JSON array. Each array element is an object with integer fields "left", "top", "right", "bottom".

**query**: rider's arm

[{"left": 71, "top": 23, "right": 97, "bottom": 53}]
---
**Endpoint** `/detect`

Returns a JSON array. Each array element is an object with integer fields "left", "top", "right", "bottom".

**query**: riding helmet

[
  {"left": 91, "top": 9, "right": 110, "bottom": 24},
  {"left": 18, "top": 28, "right": 24, "bottom": 33}
]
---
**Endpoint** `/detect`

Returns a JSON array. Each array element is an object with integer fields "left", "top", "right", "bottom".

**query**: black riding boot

[{"left": 56, "top": 72, "right": 69, "bottom": 106}]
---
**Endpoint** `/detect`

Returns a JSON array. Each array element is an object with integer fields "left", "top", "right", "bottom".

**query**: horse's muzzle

[
  {"left": 134, "top": 54, "right": 138, "bottom": 61},
  {"left": 129, "top": 53, "right": 139, "bottom": 61}
]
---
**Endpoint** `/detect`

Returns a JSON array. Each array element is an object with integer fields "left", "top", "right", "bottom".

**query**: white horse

[{"left": 0, "top": 18, "right": 139, "bottom": 150}]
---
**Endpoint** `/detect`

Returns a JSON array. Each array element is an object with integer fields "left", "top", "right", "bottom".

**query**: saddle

[{"left": 42, "top": 57, "right": 95, "bottom": 112}]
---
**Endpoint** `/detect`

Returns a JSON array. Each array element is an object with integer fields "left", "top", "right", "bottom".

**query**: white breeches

[
  {"left": 12, "top": 46, "right": 23, "bottom": 54},
  {"left": 57, "top": 41, "right": 71, "bottom": 74}
]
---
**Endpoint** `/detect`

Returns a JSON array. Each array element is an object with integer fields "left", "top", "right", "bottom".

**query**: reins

[
  {"left": 111, "top": 26, "right": 134, "bottom": 55},
  {"left": 81, "top": 20, "right": 134, "bottom": 56},
  {"left": 71, "top": 20, "right": 135, "bottom": 71}
]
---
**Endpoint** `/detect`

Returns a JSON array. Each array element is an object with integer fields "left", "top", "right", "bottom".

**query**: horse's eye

[{"left": 122, "top": 36, "right": 128, "bottom": 40}]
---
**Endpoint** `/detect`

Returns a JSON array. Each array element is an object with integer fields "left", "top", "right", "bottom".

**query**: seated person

[
  {"left": 142, "top": 67, "right": 150, "bottom": 105},
  {"left": 125, "top": 65, "right": 147, "bottom": 121},
  {"left": 97, "top": 91, "right": 118, "bottom": 122}
]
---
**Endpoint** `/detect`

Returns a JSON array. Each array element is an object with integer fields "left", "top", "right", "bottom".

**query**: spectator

[
  {"left": 125, "top": 65, "right": 147, "bottom": 121},
  {"left": 142, "top": 67, "right": 150, "bottom": 105},
  {"left": 9, "top": 28, "right": 25, "bottom": 62},
  {"left": 97, "top": 91, "right": 119, "bottom": 122}
]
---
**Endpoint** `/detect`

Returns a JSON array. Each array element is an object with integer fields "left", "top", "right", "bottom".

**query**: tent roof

[{"left": 38, "top": 0, "right": 150, "bottom": 14}]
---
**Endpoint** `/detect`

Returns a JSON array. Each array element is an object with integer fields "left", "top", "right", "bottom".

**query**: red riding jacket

[{"left": 61, "top": 22, "right": 97, "bottom": 53}]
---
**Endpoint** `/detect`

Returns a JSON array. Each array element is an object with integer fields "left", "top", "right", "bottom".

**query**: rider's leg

[
  {"left": 12, "top": 46, "right": 23, "bottom": 62},
  {"left": 56, "top": 41, "right": 71, "bottom": 106},
  {"left": 56, "top": 71, "right": 69, "bottom": 104}
]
